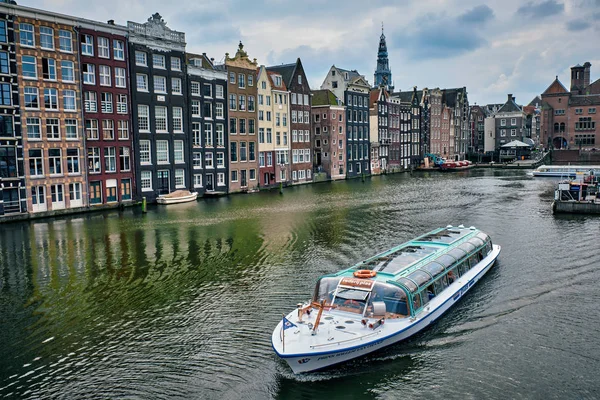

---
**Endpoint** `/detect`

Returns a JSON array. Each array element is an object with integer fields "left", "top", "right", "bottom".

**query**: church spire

[{"left": 374, "top": 23, "right": 393, "bottom": 91}]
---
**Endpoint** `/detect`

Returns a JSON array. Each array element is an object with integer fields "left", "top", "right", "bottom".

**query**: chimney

[
  {"left": 584, "top": 62, "right": 591, "bottom": 88},
  {"left": 507, "top": 94, "right": 513, "bottom": 102},
  {"left": 107, "top": 19, "right": 115, "bottom": 25},
  {"left": 512, "top": 96, "right": 516, "bottom": 102}
]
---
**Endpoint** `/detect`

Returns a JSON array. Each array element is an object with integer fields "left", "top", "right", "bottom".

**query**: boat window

[
  {"left": 407, "top": 270, "right": 433, "bottom": 288},
  {"left": 411, "top": 293, "right": 422, "bottom": 313},
  {"left": 435, "top": 274, "right": 450, "bottom": 293},
  {"left": 372, "top": 282, "right": 409, "bottom": 318},
  {"left": 332, "top": 288, "right": 370, "bottom": 315},
  {"left": 485, "top": 240, "right": 493, "bottom": 255},
  {"left": 434, "top": 254, "right": 456, "bottom": 269},
  {"left": 447, "top": 248, "right": 467, "bottom": 262},
  {"left": 458, "top": 242, "right": 476, "bottom": 255},
  {"left": 423, "top": 285, "right": 435, "bottom": 303},
  {"left": 447, "top": 268, "right": 457, "bottom": 284},
  {"left": 476, "top": 232, "right": 489, "bottom": 243},
  {"left": 312, "top": 276, "right": 342, "bottom": 303},
  {"left": 420, "top": 261, "right": 445, "bottom": 279},
  {"left": 397, "top": 277, "right": 418, "bottom": 293},
  {"left": 468, "top": 237, "right": 484, "bottom": 248},
  {"left": 457, "top": 261, "right": 468, "bottom": 276}
]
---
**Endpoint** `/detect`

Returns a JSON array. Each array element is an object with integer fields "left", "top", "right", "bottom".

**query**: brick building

[
  {"left": 80, "top": 23, "right": 134, "bottom": 205},
  {"left": 311, "top": 89, "right": 345, "bottom": 180},
  {"left": 225, "top": 42, "right": 258, "bottom": 192},
  {"left": 11, "top": 6, "right": 87, "bottom": 213},
  {"left": 541, "top": 62, "right": 599, "bottom": 150}
]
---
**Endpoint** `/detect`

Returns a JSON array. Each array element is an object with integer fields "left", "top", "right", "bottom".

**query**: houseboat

[
  {"left": 272, "top": 225, "right": 501, "bottom": 373},
  {"left": 532, "top": 165, "right": 600, "bottom": 178}
]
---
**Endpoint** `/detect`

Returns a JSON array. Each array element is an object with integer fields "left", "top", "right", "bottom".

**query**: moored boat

[
  {"left": 156, "top": 190, "right": 198, "bottom": 205},
  {"left": 532, "top": 165, "right": 600, "bottom": 178},
  {"left": 272, "top": 225, "right": 501, "bottom": 373}
]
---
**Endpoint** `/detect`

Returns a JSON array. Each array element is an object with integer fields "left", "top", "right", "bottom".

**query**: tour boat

[
  {"left": 532, "top": 165, "right": 600, "bottom": 178},
  {"left": 156, "top": 190, "right": 198, "bottom": 205},
  {"left": 272, "top": 225, "right": 501, "bottom": 373}
]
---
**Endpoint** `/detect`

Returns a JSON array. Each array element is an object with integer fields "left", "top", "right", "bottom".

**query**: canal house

[
  {"left": 128, "top": 13, "right": 189, "bottom": 202},
  {"left": 186, "top": 53, "right": 229, "bottom": 195},
  {"left": 80, "top": 21, "right": 134, "bottom": 206}
]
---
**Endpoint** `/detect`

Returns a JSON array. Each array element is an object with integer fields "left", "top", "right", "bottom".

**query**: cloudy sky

[{"left": 24, "top": 0, "right": 600, "bottom": 105}]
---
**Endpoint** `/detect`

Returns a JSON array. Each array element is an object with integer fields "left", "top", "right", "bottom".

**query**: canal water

[{"left": 1, "top": 170, "right": 599, "bottom": 399}]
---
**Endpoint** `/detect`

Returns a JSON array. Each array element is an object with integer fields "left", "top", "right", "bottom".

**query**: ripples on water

[{"left": 1, "top": 170, "right": 600, "bottom": 399}]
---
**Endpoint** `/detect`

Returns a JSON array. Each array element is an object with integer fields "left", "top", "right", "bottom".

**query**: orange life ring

[{"left": 353, "top": 269, "right": 377, "bottom": 279}]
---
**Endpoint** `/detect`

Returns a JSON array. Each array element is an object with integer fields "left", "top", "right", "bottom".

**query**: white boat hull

[
  {"left": 272, "top": 244, "right": 501, "bottom": 373},
  {"left": 156, "top": 192, "right": 198, "bottom": 205}
]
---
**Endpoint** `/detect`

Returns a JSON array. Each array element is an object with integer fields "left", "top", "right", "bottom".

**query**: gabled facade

[
  {"left": 494, "top": 94, "right": 526, "bottom": 150},
  {"left": 541, "top": 62, "right": 599, "bottom": 150},
  {"left": 187, "top": 53, "right": 228, "bottom": 195},
  {"left": 427, "top": 88, "right": 443, "bottom": 157},
  {"left": 442, "top": 87, "right": 469, "bottom": 160},
  {"left": 257, "top": 65, "right": 290, "bottom": 188},
  {"left": 369, "top": 87, "right": 389, "bottom": 172},
  {"left": 311, "top": 89, "right": 345, "bottom": 180},
  {"left": 128, "top": 13, "right": 189, "bottom": 202},
  {"left": 469, "top": 105, "right": 486, "bottom": 153},
  {"left": 391, "top": 87, "right": 423, "bottom": 168},
  {"left": 321, "top": 66, "right": 371, "bottom": 178},
  {"left": 267, "top": 58, "right": 311, "bottom": 184},
  {"left": 387, "top": 96, "right": 401, "bottom": 170},
  {"left": 0, "top": 9, "right": 26, "bottom": 216},
  {"left": 10, "top": 5, "right": 87, "bottom": 214},
  {"left": 225, "top": 42, "right": 258, "bottom": 192},
  {"left": 80, "top": 23, "right": 134, "bottom": 206}
]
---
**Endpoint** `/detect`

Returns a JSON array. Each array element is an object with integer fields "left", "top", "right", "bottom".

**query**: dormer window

[
  {"left": 191, "top": 58, "right": 202, "bottom": 67},
  {"left": 274, "top": 75, "right": 282, "bottom": 87},
  {"left": 332, "top": 70, "right": 336, "bottom": 76},
  {"left": 345, "top": 73, "right": 349, "bottom": 80}
]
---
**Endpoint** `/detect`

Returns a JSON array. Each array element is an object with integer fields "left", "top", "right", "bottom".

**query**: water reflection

[{"left": 1, "top": 170, "right": 600, "bottom": 399}]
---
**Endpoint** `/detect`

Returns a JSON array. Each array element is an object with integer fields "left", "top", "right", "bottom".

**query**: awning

[{"left": 501, "top": 140, "right": 532, "bottom": 148}]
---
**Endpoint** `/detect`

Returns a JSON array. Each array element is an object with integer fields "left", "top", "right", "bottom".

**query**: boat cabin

[{"left": 312, "top": 228, "right": 494, "bottom": 319}]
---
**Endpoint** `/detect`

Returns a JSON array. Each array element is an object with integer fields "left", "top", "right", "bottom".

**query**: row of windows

[
  {"left": 292, "top": 149, "right": 311, "bottom": 164},
  {"left": 229, "top": 94, "right": 255, "bottom": 112},
  {"left": 500, "top": 129, "right": 519, "bottom": 137},
  {"left": 135, "top": 51, "right": 181, "bottom": 71},
  {"left": 28, "top": 148, "right": 82, "bottom": 177},
  {"left": 85, "top": 119, "right": 129, "bottom": 141},
  {"left": 315, "top": 126, "right": 344, "bottom": 135},
  {"left": 229, "top": 72, "right": 254, "bottom": 88},
  {"left": 137, "top": 139, "right": 186, "bottom": 165},
  {"left": 83, "top": 64, "right": 127, "bottom": 87},
  {"left": 345, "top": 94, "right": 369, "bottom": 108},
  {"left": 140, "top": 169, "right": 192, "bottom": 191},
  {"left": 136, "top": 74, "right": 182, "bottom": 94},
  {"left": 18, "top": 23, "right": 75, "bottom": 53},
  {"left": 229, "top": 117, "right": 256, "bottom": 135},
  {"left": 347, "top": 109, "right": 369, "bottom": 124},
  {"left": 81, "top": 34, "right": 125, "bottom": 60},
  {"left": 258, "top": 129, "right": 289, "bottom": 146},
  {"left": 574, "top": 134, "right": 596, "bottom": 145},
  {"left": 87, "top": 146, "right": 132, "bottom": 174},
  {"left": 192, "top": 122, "right": 225, "bottom": 147},
  {"left": 229, "top": 141, "right": 257, "bottom": 163},
  {"left": 21, "top": 56, "right": 77, "bottom": 82},
  {"left": 191, "top": 151, "right": 226, "bottom": 169},
  {"left": 191, "top": 82, "right": 224, "bottom": 98},
  {"left": 84, "top": 91, "right": 128, "bottom": 114},
  {"left": 24, "top": 117, "right": 79, "bottom": 140},
  {"left": 191, "top": 101, "right": 225, "bottom": 119},
  {"left": 314, "top": 112, "right": 344, "bottom": 123},
  {"left": 347, "top": 144, "right": 370, "bottom": 161},
  {"left": 500, "top": 118, "right": 519, "bottom": 126},
  {"left": 138, "top": 105, "right": 184, "bottom": 133}
]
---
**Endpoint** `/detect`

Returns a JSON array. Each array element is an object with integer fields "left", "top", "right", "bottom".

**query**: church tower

[{"left": 374, "top": 24, "right": 393, "bottom": 91}]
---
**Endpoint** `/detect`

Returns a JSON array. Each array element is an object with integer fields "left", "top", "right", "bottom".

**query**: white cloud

[{"left": 20, "top": 0, "right": 600, "bottom": 105}]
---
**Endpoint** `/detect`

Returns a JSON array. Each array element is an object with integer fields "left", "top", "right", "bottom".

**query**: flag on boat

[{"left": 282, "top": 316, "right": 297, "bottom": 330}]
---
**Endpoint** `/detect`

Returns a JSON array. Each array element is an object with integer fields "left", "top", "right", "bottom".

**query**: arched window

[
  {"left": 560, "top": 122, "right": 565, "bottom": 132},
  {"left": 554, "top": 123, "right": 559, "bottom": 133}
]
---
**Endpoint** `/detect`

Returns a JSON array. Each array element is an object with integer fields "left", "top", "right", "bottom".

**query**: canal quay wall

[{"left": 553, "top": 200, "right": 600, "bottom": 214}]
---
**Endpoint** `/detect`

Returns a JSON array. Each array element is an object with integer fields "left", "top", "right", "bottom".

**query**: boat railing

[{"left": 310, "top": 329, "right": 383, "bottom": 349}]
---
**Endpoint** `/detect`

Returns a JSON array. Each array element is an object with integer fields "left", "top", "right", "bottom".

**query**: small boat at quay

[
  {"left": 532, "top": 165, "right": 600, "bottom": 178},
  {"left": 156, "top": 190, "right": 198, "bottom": 205},
  {"left": 272, "top": 225, "right": 501, "bottom": 373}
]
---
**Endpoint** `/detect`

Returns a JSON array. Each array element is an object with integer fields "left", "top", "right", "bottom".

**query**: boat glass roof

[
  {"left": 406, "top": 270, "right": 433, "bottom": 288},
  {"left": 374, "top": 245, "right": 438, "bottom": 274},
  {"left": 434, "top": 254, "right": 456, "bottom": 269},
  {"left": 416, "top": 228, "right": 471, "bottom": 244},
  {"left": 397, "top": 277, "right": 418, "bottom": 293},
  {"left": 420, "top": 261, "right": 445, "bottom": 278}
]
